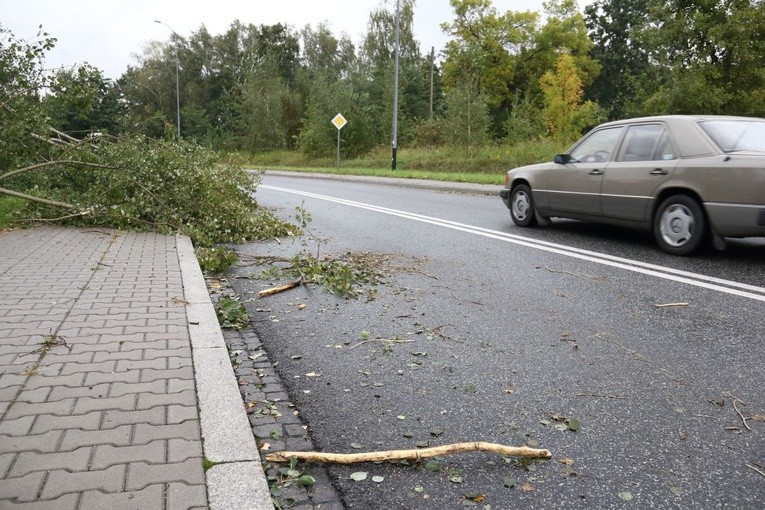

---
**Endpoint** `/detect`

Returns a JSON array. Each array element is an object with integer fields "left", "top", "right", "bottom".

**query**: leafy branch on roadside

[
  {"left": 215, "top": 295, "right": 249, "bottom": 329},
  {"left": 267, "top": 456, "right": 315, "bottom": 510}
]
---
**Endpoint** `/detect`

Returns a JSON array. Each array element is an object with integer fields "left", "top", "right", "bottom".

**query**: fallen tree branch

[
  {"left": 0, "top": 159, "right": 114, "bottom": 181},
  {"left": 25, "top": 209, "right": 94, "bottom": 222},
  {"left": 0, "top": 186, "right": 78, "bottom": 210},
  {"left": 265, "top": 441, "right": 551, "bottom": 464},
  {"left": 49, "top": 126, "right": 81, "bottom": 144},
  {"left": 258, "top": 278, "right": 302, "bottom": 298}
]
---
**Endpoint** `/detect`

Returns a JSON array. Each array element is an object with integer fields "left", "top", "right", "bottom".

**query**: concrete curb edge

[{"left": 176, "top": 235, "right": 274, "bottom": 510}]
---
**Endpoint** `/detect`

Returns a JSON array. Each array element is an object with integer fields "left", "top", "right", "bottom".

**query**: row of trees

[{"left": 18, "top": 0, "right": 765, "bottom": 158}]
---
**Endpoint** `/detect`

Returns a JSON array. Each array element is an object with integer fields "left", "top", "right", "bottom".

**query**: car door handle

[
  {"left": 650, "top": 168, "right": 668, "bottom": 175},
  {"left": 589, "top": 169, "right": 604, "bottom": 175}
]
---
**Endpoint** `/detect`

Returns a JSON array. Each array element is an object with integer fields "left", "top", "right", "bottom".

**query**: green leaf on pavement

[
  {"left": 425, "top": 460, "right": 441, "bottom": 472},
  {"left": 350, "top": 471, "right": 368, "bottom": 481},
  {"left": 297, "top": 475, "right": 315, "bottom": 486}
]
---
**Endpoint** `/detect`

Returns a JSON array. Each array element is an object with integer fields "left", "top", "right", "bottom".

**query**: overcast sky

[{"left": 2, "top": 0, "right": 584, "bottom": 80}]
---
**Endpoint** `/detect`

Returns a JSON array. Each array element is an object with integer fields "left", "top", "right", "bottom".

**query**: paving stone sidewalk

[{"left": 0, "top": 226, "right": 271, "bottom": 509}]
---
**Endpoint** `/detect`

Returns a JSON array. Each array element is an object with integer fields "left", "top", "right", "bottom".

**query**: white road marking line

[{"left": 261, "top": 185, "right": 765, "bottom": 303}]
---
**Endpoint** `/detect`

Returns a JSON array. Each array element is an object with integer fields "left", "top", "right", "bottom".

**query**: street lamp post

[
  {"left": 154, "top": 20, "right": 181, "bottom": 140},
  {"left": 391, "top": 0, "right": 400, "bottom": 170}
]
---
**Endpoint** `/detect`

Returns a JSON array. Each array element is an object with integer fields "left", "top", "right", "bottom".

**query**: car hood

[{"left": 508, "top": 162, "right": 552, "bottom": 174}]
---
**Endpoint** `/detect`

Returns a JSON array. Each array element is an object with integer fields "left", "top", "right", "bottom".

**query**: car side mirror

[{"left": 554, "top": 154, "right": 572, "bottom": 164}]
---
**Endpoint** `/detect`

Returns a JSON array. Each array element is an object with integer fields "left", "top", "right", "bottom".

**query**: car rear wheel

[
  {"left": 653, "top": 195, "right": 706, "bottom": 255},
  {"left": 510, "top": 184, "right": 538, "bottom": 227}
]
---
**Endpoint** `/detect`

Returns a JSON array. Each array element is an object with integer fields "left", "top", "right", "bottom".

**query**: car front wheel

[
  {"left": 653, "top": 195, "right": 706, "bottom": 255},
  {"left": 510, "top": 184, "right": 538, "bottom": 227}
]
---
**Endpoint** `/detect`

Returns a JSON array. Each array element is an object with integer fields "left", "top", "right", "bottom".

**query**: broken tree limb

[
  {"left": 265, "top": 441, "right": 551, "bottom": 464},
  {"left": 258, "top": 278, "right": 302, "bottom": 298},
  {"left": 0, "top": 160, "right": 114, "bottom": 182},
  {"left": 0, "top": 186, "right": 78, "bottom": 210}
]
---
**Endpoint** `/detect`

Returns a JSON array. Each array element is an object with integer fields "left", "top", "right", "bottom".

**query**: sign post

[{"left": 331, "top": 113, "right": 347, "bottom": 169}]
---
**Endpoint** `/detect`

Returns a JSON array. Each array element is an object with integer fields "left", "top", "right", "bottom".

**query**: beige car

[{"left": 500, "top": 115, "right": 765, "bottom": 255}]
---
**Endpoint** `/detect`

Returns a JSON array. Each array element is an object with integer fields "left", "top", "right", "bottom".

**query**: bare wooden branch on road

[
  {"left": 265, "top": 441, "right": 552, "bottom": 464},
  {"left": 258, "top": 278, "right": 302, "bottom": 298}
]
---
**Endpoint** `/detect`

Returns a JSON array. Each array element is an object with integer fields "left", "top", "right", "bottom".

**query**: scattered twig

[
  {"left": 265, "top": 441, "right": 551, "bottom": 464},
  {"left": 258, "top": 278, "right": 302, "bottom": 298},
  {"left": 537, "top": 266, "right": 605, "bottom": 281},
  {"left": 236, "top": 254, "right": 292, "bottom": 267},
  {"left": 594, "top": 332, "right": 649, "bottom": 363},
  {"left": 655, "top": 302, "right": 690, "bottom": 308},
  {"left": 732, "top": 397, "right": 752, "bottom": 431},
  {"left": 411, "top": 268, "right": 439, "bottom": 280},
  {"left": 747, "top": 462, "right": 765, "bottom": 478},
  {"left": 349, "top": 338, "right": 414, "bottom": 349},
  {"left": 429, "top": 324, "right": 465, "bottom": 344},
  {"left": 576, "top": 393, "right": 628, "bottom": 400},
  {"left": 560, "top": 332, "right": 579, "bottom": 349},
  {"left": 451, "top": 292, "right": 483, "bottom": 306}
]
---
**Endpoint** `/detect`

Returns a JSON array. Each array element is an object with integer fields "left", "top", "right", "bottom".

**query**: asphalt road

[{"left": 230, "top": 172, "right": 765, "bottom": 509}]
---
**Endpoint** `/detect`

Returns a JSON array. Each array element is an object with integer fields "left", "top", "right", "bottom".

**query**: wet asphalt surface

[{"left": 227, "top": 173, "right": 765, "bottom": 509}]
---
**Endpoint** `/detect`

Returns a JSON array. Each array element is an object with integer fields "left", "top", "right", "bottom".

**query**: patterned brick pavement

[{"left": 0, "top": 227, "right": 207, "bottom": 509}]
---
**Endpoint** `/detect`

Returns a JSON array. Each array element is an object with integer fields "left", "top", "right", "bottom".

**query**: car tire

[
  {"left": 510, "top": 184, "right": 538, "bottom": 227},
  {"left": 653, "top": 194, "right": 706, "bottom": 255}
]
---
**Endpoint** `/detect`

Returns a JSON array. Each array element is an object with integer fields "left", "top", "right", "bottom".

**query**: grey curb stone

[
  {"left": 206, "top": 462, "right": 272, "bottom": 510},
  {"left": 176, "top": 235, "right": 273, "bottom": 510}
]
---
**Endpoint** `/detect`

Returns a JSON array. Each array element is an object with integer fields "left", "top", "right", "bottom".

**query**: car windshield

[{"left": 699, "top": 120, "right": 765, "bottom": 153}]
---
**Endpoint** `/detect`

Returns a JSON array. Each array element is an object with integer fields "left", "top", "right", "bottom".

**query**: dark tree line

[{"left": 16, "top": 0, "right": 765, "bottom": 157}]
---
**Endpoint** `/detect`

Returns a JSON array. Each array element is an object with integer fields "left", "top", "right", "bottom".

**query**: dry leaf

[
  {"left": 305, "top": 372, "right": 322, "bottom": 377},
  {"left": 558, "top": 457, "right": 574, "bottom": 465},
  {"left": 521, "top": 482, "right": 535, "bottom": 492}
]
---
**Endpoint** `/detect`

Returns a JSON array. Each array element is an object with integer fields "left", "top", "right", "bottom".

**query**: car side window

[
  {"left": 655, "top": 131, "right": 677, "bottom": 160},
  {"left": 570, "top": 127, "right": 624, "bottom": 163},
  {"left": 617, "top": 124, "right": 676, "bottom": 161}
]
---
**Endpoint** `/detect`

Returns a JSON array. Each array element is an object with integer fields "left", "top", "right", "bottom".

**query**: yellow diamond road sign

[{"left": 331, "top": 113, "right": 347, "bottom": 130}]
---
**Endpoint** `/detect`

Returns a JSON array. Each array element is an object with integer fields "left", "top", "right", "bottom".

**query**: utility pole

[
  {"left": 391, "top": 0, "right": 400, "bottom": 170},
  {"left": 154, "top": 20, "right": 181, "bottom": 141},
  {"left": 429, "top": 46, "right": 435, "bottom": 120}
]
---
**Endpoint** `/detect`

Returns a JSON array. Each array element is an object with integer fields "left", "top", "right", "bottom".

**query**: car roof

[
  {"left": 588, "top": 115, "right": 765, "bottom": 158},
  {"left": 599, "top": 114, "right": 764, "bottom": 127}
]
